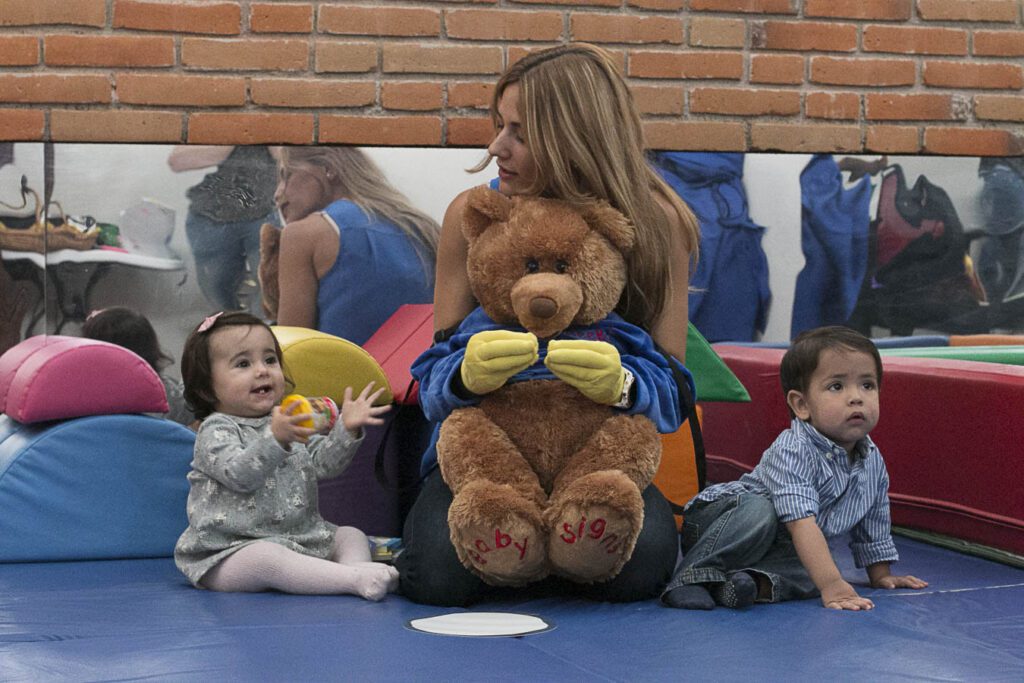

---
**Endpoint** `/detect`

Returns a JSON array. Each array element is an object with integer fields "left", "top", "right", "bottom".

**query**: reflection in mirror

[{"left": 1, "top": 144, "right": 1023, "bottom": 380}]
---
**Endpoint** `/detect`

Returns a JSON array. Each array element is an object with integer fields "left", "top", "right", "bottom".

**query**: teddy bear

[{"left": 427, "top": 185, "right": 684, "bottom": 589}]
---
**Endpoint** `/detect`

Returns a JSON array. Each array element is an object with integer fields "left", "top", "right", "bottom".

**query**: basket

[{"left": 0, "top": 176, "right": 99, "bottom": 253}]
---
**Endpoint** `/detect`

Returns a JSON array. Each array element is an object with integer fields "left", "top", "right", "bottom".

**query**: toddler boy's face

[{"left": 789, "top": 348, "right": 880, "bottom": 454}]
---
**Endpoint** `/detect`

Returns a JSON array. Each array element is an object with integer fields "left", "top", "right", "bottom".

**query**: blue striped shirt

[{"left": 690, "top": 418, "right": 899, "bottom": 568}]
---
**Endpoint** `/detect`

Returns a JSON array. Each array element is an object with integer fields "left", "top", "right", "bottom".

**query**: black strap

[
  {"left": 656, "top": 344, "right": 707, "bottom": 515},
  {"left": 373, "top": 378, "right": 430, "bottom": 494}
]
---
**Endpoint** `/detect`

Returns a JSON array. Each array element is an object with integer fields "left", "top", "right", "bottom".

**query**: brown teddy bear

[{"left": 421, "top": 185, "right": 685, "bottom": 589}]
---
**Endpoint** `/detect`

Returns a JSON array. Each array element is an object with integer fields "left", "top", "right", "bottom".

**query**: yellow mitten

[
  {"left": 461, "top": 330, "right": 539, "bottom": 395},
  {"left": 545, "top": 339, "right": 627, "bottom": 405}
]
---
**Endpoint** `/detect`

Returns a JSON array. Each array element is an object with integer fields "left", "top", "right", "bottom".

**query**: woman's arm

[
  {"left": 167, "top": 145, "right": 234, "bottom": 173},
  {"left": 432, "top": 189, "right": 477, "bottom": 334},
  {"left": 276, "top": 215, "right": 335, "bottom": 330},
  {"left": 650, "top": 193, "right": 691, "bottom": 363}
]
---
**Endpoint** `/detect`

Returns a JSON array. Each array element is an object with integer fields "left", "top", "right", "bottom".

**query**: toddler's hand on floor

[
  {"left": 271, "top": 403, "right": 317, "bottom": 447},
  {"left": 821, "top": 578, "right": 874, "bottom": 611},
  {"left": 873, "top": 574, "right": 928, "bottom": 590},
  {"left": 341, "top": 382, "right": 391, "bottom": 434}
]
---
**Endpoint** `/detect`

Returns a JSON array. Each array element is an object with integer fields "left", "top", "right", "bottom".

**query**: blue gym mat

[{"left": 2, "top": 536, "right": 1022, "bottom": 681}]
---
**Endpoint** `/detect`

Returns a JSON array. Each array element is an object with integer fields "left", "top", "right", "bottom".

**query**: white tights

[{"left": 201, "top": 527, "right": 399, "bottom": 601}]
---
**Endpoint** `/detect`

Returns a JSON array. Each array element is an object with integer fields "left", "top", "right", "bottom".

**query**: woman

[
  {"left": 273, "top": 147, "right": 440, "bottom": 345},
  {"left": 397, "top": 43, "right": 701, "bottom": 606}
]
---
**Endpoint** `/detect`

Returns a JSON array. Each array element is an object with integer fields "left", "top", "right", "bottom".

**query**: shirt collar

[{"left": 792, "top": 417, "right": 873, "bottom": 461}]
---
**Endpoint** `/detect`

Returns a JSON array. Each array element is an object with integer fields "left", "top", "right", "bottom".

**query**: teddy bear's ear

[
  {"left": 463, "top": 185, "right": 512, "bottom": 241},
  {"left": 581, "top": 201, "right": 635, "bottom": 254}
]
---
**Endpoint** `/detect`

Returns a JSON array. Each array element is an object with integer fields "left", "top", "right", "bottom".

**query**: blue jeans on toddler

[{"left": 662, "top": 493, "right": 818, "bottom": 603}]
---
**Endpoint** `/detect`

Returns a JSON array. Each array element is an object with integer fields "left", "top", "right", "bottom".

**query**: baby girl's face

[{"left": 208, "top": 325, "right": 285, "bottom": 418}]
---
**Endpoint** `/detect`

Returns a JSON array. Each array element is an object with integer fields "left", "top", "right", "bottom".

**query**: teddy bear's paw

[{"left": 448, "top": 484, "right": 548, "bottom": 587}]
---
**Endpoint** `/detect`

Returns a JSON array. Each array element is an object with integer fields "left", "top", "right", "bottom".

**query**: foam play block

[
  {"left": 362, "top": 303, "right": 433, "bottom": 405},
  {"left": 0, "top": 413, "right": 194, "bottom": 562},
  {"left": 880, "top": 345, "right": 1024, "bottom": 365},
  {"left": 702, "top": 345, "right": 1024, "bottom": 556},
  {"left": 271, "top": 326, "right": 392, "bottom": 405},
  {"left": 949, "top": 334, "right": 1024, "bottom": 347},
  {"left": 654, "top": 405, "right": 703, "bottom": 529}
]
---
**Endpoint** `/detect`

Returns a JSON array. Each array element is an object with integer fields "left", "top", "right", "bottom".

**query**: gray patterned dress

[{"left": 174, "top": 412, "right": 362, "bottom": 587}]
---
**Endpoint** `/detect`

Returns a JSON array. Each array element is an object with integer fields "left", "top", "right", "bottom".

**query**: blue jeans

[
  {"left": 185, "top": 209, "right": 277, "bottom": 312},
  {"left": 662, "top": 493, "right": 818, "bottom": 603}
]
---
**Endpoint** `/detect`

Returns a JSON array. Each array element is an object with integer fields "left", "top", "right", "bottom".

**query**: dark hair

[
  {"left": 81, "top": 307, "right": 172, "bottom": 372},
  {"left": 780, "top": 326, "right": 883, "bottom": 410},
  {"left": 180, "top": 311, "right": 290, "bottom": 420}
]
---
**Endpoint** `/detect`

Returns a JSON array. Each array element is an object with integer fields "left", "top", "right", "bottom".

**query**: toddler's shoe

[{"left": 710, "top": 571, "right": 757, "bottom": 609}]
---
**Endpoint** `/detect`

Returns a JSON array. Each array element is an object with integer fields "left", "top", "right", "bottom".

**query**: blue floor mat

[{"left": 2, "top": 537, "right": 1022, "bottom": 682}]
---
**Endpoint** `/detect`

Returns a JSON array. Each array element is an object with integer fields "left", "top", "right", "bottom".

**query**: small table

[{"left": 1, "top": 247, "right": 184, "bottom": 334}]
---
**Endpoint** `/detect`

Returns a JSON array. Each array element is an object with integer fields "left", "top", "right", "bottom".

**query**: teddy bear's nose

[{"left": 529, "top": 297, "right": 558, "bottom": 319}]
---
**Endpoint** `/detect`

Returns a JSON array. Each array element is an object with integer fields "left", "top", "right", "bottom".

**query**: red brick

[
  {"left": 751, "top": 123, "right": 862, "bottom": 153},
  {"left": 45, "top": 35, "right": 174, "bottom": 68},
  {"left": 810, "top": 57, "right": 916, "bottom": 87},
  {"left": 0, "top": 109, "right": 45, "bottom": 140},
  {"left": 571, "top": 14, "right": 683, "bottom": 45},
  {"left": 924, "top": 61, "right": 1023, "bottom": 90},
  {"left": 863, "top": 26, "right": 968, "bottom": 56},
  {"left": 806, "top": 92, "right": 861, "bottom": 120},
  {"left": 917, "top": 0, "right": 1019, "bottom": 22},
  {"left": 250, "top": 3, "right": 312, "bottom": 34},
  {"left": 117, "top": 74, "right": 246, "bottom": 106},
  {"left": 750, "top": 54, "right": 804, "bottom": 84},
  {"left": 643, "top": 121, "right": 746, "bottom": 151},
  {"left": 866, "top": 125, "right": 921, "bottom": 153},
  {"left": 629, "top": 51, "right": 744, "bottom": 79},
  {"left": 51, "top": 109, "right": 183, "bottom": 142},
  {"left": 320, "top": 115, "right": 442, "bottom": 145},
  {"left": 924, "top": 127, "right": 1024, "bottom": 156},
  {"left": 0, "top": 74, "right": 110, "bottom": 104},
  {"left": 447, "top": 10, "right": 562, "bottom": 41},
  {"left": 866, "top": 93, "right": 956, "bottom": 120},
  {"left": 383, "top": 45, "right": 502, "bottom": 75},
  {"left": 447, "top": 116, "right": 494, "bottom": 146},
  {"left": 0, "top": 36, "right": 38, "bottom": 66},
  {"left": 0, "top": 0, "right": 105, "bottom": 27},
  {"left": 114, "top": 0, "right": 241, "bottom": 35},
  {"left": 188, "top": 113, "right": 314, "bottom": 144},
  {"left": 690, "top": 0, "right": 797, "bottom": 13},
  {"left": 319, "top": 6, "right": 440, "bottom": 38},
  {"left": 510, "top": 0, "right": 619, "bottom": 7},
  {"left": 752, "top": 21, "right": 857, "bottom": 52},
  {"left": 315, "top": 42, "right": 377, "bottom": 74},
  {"left": 182, "top": 38, "right": 308, "bottom": 71},
  {"left": 632, "top": 85, "right": 684, "bottom": 115},
  {"left": 974, "top": 31, "right": 1024, "bottom": 58},
  {"left": 382, "top": 81, "right": 444, "bottom": 111},
  {"left": 448, "top": 81, "right": 495, "bottom": 109},
  {"left": 805, "top": 0, "right": 911, "bottom": 20},
  {"left": 690, "top": 87, "right": 800, "bottom": 116},
  {"left": 250, "top": 78, "right": 376, "bottom": 108},
  {"left": 975, "top": 95, "right": 1024, "bottom": 123},
  {"left": 628, "top": 0, "right": 686, "bottom": 10},
  {"left": 689, "top": 17, "right": 746, "bottom": 48}
]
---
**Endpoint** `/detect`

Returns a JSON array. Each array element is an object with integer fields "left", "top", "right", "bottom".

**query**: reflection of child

[
  {"left": 173, "top": 311, "right": 397, "bottom": 599},
  {"left": 81, "top": 307, "right": 194, "bottom": 426},
  {"left": 663, "top": 326, "right": 927, "bottom": 611}
]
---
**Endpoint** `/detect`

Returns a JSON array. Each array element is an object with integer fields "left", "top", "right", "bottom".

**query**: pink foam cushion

[{"left": 0, "top": 335, "right": 168, "bottom": 423}]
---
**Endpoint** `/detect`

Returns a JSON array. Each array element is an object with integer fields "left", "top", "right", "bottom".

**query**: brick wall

[{"left": 0, "top": 0, "right": 1022, "bottom": 154}]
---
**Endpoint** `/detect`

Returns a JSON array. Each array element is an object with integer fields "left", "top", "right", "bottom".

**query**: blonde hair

[
  {"left": 279, "top": 146, "right": 441, "bottom": 269},
  {"left": 479, "top": 43, "right": 699, "bottom": 329}
]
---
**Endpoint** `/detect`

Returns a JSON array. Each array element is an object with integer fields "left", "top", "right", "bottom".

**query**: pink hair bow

[{"left": 197, "top": 312, "right": 223, "bottom": 333}]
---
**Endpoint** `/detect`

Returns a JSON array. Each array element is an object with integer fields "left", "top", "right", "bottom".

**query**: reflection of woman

[
  {"left": 168, "top": 145, "right": 279, "bottom": 312},
  {"left": 273, "top": 147, "right": 439, "bottom": 345},
  {"left": 397, "top": 43, "right": 701, "bottom": 607}
]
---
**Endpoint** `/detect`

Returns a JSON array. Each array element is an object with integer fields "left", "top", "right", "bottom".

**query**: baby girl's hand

[
  {"left": 271, "top": 402, "right": 317, "bottom": 448},
  {"left": 341, "top": 382, "right": 391, "bottom": 434}
]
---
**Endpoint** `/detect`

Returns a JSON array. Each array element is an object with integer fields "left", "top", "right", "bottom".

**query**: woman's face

[
  {"left": 274, "top": 163, "right": 333, "bottom": 223},
  {"left": 487, "top": 83, "right": 538, "bottom": 196}
]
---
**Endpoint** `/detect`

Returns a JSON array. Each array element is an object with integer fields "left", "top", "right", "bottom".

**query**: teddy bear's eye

[
  {"left": 525, "top": 259, "right": 540, "bottom": 274},
  {"left": 555, "top": 259, "right": 569, "bottom": 274}
]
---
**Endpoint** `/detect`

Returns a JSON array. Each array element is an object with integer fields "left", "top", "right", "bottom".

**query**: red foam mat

[
  {"left": 362, "top": 304, "right": 433, "bottom": 405},
  {"left": 702, "top": 345, "right": 1024, "bottom": 556}
]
